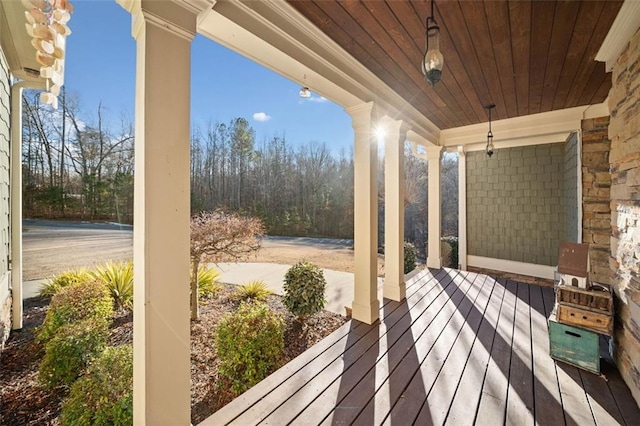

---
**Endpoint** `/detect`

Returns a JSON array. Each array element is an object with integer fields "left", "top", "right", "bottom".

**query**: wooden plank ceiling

[{"left": 287, "top": 0, "right": 623, "bottom": 130}]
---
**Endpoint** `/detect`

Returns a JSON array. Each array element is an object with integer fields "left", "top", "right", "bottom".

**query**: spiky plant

[
  {"left": 234, "top": 280, "right": 273, "bottom": 302},
  {"left": 91, "top": 261, "right": 134, "bottom": 310},
  {"left": 40, "top": 268, "right": 93, "bottom": 297},
  {"left": 193, "top": 265, "right": 222, "bottom": 298}
]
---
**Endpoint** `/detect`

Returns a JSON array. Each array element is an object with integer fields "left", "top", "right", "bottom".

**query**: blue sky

[{"left": 63, "top": 1, "right": 354, "bottom": 154}]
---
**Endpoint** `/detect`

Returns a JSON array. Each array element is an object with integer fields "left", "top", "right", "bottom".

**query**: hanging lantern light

[
  {"left": 485, "top": 104, "right": 496, "bottom": 157},
  {"left": 422, "top": 0, "right": 444, "bottom": 86}
]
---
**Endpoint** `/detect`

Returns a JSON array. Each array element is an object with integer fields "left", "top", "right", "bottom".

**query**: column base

[
  {"left": 383, "top": 282, "right": 406, "bottom": 301},
  {"left": 351, "top": 299, "right": 380, "bottom": 324},
  {"left": 427, "top": 256, "right": 443, "bottom": 269}
]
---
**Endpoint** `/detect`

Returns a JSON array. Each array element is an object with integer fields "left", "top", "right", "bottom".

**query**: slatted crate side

[
  {"left": 556, "top": 285, "right": 613, "bottom": 313},
  {"left": 548, "top": 310, "right": 601, "bottom": 374}
]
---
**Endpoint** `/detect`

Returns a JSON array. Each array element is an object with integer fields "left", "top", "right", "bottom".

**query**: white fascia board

[
  {"left": 439, "top": 104, "right": 607, "bottom": 148},
  {"left": 467, "top": 255, "right": 556, "bottom": 280},
  {"left": 200, "top": 0, "right": 440, "bottom": 142},
  {"left": 595, "top": 0, "right": 640, "bottom": 72}
]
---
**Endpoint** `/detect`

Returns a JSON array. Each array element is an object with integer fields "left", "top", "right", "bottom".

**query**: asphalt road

[{"left": 22, "top": 219, "right": 352, "bottom": 280}]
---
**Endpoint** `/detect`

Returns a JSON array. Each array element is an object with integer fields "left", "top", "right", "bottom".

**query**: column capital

[
  {"left": 382, "top": 116, "right": 411, "bottom": 137},
  {"left": 118, "top": 0, "right": 211, "bottom": 41},
  {"left": 426, "top": 144, "right": 443, "bottom": 160},
  {"left": 346, "top": 102, "right": 380, "bottom": 132},
  {"left": 457, "top": 145, "right": 466, "bottom": 156}
]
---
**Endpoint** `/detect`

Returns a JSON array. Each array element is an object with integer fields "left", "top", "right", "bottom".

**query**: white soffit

[
  {"left": 596, "top": 0, "right": 640, "bottom": 72},
  {"left": 440, "top": 103, "right": 609, "bottom": 149},
  {"left": 198, "top": 0, "right": 440, "bottom": 142}
]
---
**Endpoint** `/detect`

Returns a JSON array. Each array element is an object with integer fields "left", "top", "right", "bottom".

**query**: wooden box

[
  {"left": 556, "top": 285, "right": 613, "bottom": 313},
  {"left": 556, "top": 303, "right": 613, "bottom": 335},
  {"left": 549, "top": 310, "right": 600, "bottom": 374}
]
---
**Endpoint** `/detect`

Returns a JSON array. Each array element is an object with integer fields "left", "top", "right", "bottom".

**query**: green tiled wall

[{"left": 466, "top": 143, "right": 566, "bottom": 266}]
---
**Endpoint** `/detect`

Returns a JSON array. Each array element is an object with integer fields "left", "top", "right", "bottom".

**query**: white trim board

[{"left": 467, "top": 255, "right": 556, "bottom": 280}]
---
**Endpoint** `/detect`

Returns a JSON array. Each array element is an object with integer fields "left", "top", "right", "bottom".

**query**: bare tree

[{"left": 189, "top": 211, "right": 264, "bottom": 319}]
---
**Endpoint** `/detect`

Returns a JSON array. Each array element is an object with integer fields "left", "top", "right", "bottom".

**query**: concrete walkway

[
  {"left": 22, "top": 263, "right": 393, "bottom": 317},
  {"left": 213, "top": 262, "right": 384, "bottom": 316}
]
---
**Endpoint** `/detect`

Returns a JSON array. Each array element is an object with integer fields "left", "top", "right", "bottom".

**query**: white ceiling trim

[
  {"left": 440, "top": 103, "right": 608, "bottom": 148},
  {"left": 595, "top": 0, "right": 640, "bottom": 72},
  {"left": 199, "top": 0, "right": 440, "bottom": 142}
]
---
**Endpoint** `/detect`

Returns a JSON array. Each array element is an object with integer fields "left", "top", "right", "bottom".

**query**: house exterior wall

[
  {"left": 565, "top": 132, "right": 580, "bottom": 243},
  {"left": 466, "top": 143, "right": 566, "bottom": 266},
  {"left": 608, "top": 27, "right": 640, "bottom": 404},
  {"left": 0, "top": 46, "right": 11, "bottom": 348}
]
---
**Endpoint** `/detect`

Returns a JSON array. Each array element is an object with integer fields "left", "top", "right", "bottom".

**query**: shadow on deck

[{"left": 201, "top": 268, "right": 640, "bottom": 425}]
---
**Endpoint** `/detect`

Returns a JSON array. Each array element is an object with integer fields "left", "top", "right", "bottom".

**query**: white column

[
  {"left": 458, "top": 146, "right": 467, "bottom": 270},
  {"left": 426, "top": 145, "right": 443, "bottom": 269},
  {"left": 346, "top": 102, "right": 379, "bottom": 324},
  {"left": 122, "top": 2, "right": 196, "bottom": 423},
  {"left": 10, "top": 84, "right": 25, "bottom": 329},
  {"left": 383, "top": 119, "right": 408, "bottom": 301}
]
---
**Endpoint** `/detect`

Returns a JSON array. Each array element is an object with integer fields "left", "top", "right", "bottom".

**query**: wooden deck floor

[{"left": 201, "top": 269, "right": 640, "bottom": 425}]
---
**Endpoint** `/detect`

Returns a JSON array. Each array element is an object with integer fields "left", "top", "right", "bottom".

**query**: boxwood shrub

[
  {"left": 283, "top": 261, "right": 327, "bottom": 320},
  {"left": 216, "top": 302, "right": 284, "bottom": 394},
  {"left": 60, "top": 345, "right": 133, "bottom": 426}
]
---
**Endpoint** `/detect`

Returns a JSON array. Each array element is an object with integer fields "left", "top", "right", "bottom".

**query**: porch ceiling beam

[
  {"left": 439, "top": 103, "right": 609, "bottom": 149},
  {"left": 199, "top": 0, "right": 440, "bottom": 143}
]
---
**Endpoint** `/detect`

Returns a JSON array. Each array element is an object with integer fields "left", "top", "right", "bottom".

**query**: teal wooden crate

[{"left": 549, "top": 311, "right": 600, "bottom": 374}]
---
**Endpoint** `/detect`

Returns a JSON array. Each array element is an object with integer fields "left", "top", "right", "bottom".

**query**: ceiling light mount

[
  {"left": 422, "top": 0, "right": 443, "bottom": 86},
  {"left": 485, "top": 103, "right": 496, "bottom": 157}
]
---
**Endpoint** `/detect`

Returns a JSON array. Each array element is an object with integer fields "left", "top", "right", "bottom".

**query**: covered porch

[
  {"left": 203, "top": 268, "right": 640, "bottom": 425},
  {"left": 99, "top": 0, "right": 640, "bottom": 422}
]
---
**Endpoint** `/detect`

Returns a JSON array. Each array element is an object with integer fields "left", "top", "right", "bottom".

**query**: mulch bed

[{"left": 0, "top": 285, "right": 348, "bottom": 425}]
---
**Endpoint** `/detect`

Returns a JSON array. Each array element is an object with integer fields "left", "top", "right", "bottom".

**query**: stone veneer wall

[
  {"left": 0, "top": 47, "right": 10, "bottom": 349},
  {"left": 581, "top": 117, "right": 612, "bottom": 286},
  {"left": 608, "top": 27, "right": 640, "bottom": 404},
  {"left": 564, "top": 132, "right": 580, "bottom": 243},
  {"left": 466, "top": 144, "right": 565, "bottom": 266}
]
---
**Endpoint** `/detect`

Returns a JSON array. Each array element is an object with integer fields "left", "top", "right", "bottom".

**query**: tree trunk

[{"left": 191, "top": 259, "right": 200, "bottom": 320}]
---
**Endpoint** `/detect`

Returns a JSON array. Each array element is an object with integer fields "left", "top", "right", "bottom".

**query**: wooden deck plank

[
  {"left": 444, "top": 275, "right": 507, "bottom": 425},
  {"left": 415, "top": 275, "right": 496, "bottom": 424},
  {"left": 504, "top": 282, "right": 535, "bottom": 425},
  {"left": 379, "top": 271, "right": 490, "bottom": 424},
  {"left": 259, "top": 270, "right": 464, "bottom": 424},
  {"left": 286, "top": 270, "right": 472, "bottom": 425},
  {"left": 205, "top": 269, "right": 447, "bottom": 425},
  {"left": 529, "top": 285, "right": 566, "bottom": 425},
  {"left": 200, "top": 270, "right": 640, "bottom": 426},
  {"left": 474, "top": 279, "right": 518, "bottom": 425},
  {"left": 604, "top": 365, "right": 640, "bottom": 425},
  {"left": 541, "top": 284, "right": 596, "bottom": 426},
  {"left": 579, "top": 368, "right": 626, "bottom": 426}
]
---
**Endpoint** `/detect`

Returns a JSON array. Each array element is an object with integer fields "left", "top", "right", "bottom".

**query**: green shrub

[
  {"left": 38, "top": 280, "right": 113, "bottom": 344},
  {"left": 404, "top": 242, "right": 417, "bottom": 274},
  {"left": 217, "top": 302, "right": 285, "bottom": 394},
  {"left": 92, "top": 261, "right": 134, "bottom": 310},
  {"left": 39, "top": 319, "right": 109, "bottom": 389},
  {"left": 40, "top": 268, "right": 93, "bottom": 297},
  {"left": 441, "top": 236, "right": 459, "bottom": 268},
  {"left": 234, "top": 280, "right": 272, "bottom": 302},
  {"left": 194, "top": 265, "right": 222, "bottom": 298},
  {"left": 283, "top": 261, "right": 327, "bottom": 320},
  {"left": 61, "top": 345, "right": 133, "bottom": 426}
]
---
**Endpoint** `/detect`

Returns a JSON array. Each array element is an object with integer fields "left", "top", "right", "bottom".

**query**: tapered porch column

[
  {"left": 458, "top": 146, "right": 467, "bottom": 270},
  {"left": 384, "top": 119, "right": 408, "bottom": 301},
  {"left": 120, "top": 1, "right": 197, "bottom": 423},
  {"left": 347, "top": 102, "right": 379, "bottom": 324},
  {"left": 426, "top": 145, "right": 443, "bottom": 268}
]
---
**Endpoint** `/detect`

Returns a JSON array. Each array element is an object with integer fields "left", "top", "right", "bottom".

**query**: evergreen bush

[
  {"left": 216, "top": 302, "right": 284, "bottom": 394},
  {"left": 60, "top": 345, "right": 133, "bottom": 426},
  {"left": 404, "top": 242, "right": 417, "bottom": 274},
  {"left": 40, "top": 268, "right": 93, "bottom": 297},
  {"left": 37, "top": 280, "right": 113, "bottom": 344},
  {"left": 283, "top": 261, "right": 327, "bottom": 320},
  {"left": 38, "top": 318, "right": 109, "bottom": 389}
]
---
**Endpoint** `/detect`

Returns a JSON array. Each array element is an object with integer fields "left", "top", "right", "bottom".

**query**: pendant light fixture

[
  {"left": 299, "top": 73, "right": 311, "bottom": 98},
  {"left": 485, "top": 104, "right": 496, "bottom": 157},
  {"left": 422, "top": 0, "right": 443, "bottom": 86}
]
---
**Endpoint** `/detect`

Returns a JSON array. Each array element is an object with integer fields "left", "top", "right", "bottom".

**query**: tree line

[{"left": 22, "top": 92, "right": 458, "bottom": 253}]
